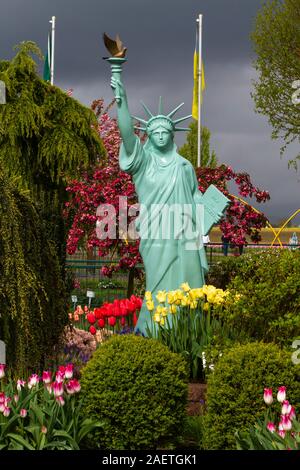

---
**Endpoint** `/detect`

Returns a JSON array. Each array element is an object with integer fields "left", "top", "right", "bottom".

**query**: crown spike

[
  {"left": 173, "top": 114, "right": 192, "bottom": 125},
  {"left": 167, "top": 102, "right": 185, "bottom": 118},
  {"left": 131, "top": 115, "right": 148, "bottom": 125},
  {"left": 134, "top": 126, "right": 147, "bottom": 131},
  {"left": 140, "top": 101, "right": 153, "bottom": 118},
  {"left": 174, "top": 127, "right": 190, "bottom": 132},
  {"left": 158, "top": 96, "right": 163, "bottom": 115}
]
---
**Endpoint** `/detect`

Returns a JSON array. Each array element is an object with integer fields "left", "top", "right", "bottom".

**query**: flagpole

[
  {"left": 50, "top": 16, "right": 56, "bottom": 85},
  {"left": 197, "top": 14, "right": 202, "bottom": 168}
]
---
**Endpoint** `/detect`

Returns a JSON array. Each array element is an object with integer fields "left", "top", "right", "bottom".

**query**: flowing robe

[{"left": 120, "top": 136, "right": 209, "bottom": 335}]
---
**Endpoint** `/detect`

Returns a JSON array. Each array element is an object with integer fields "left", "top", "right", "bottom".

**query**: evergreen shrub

[
  {"left": 202, "top": 342, "right": 300, "bottom": 449},
  {"left": 80, "top": 334, "right": 188, "bottom": 449}
]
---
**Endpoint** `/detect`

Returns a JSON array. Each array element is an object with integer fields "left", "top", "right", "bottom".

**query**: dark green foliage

[
  {"left": 0, "top": 41, "right": 106, "bottom": 269},
  {"left": 219, "top": 249, "right": 300, "bottom": 344},
  {"left": 206, "top": 256, "right": 246, "bottom": 290},
  {"left": 0, "top": 166, "right": 68, "bottom": 373},
  {"left": 0, "top": 41, "right": 105, "bottom": 188},
  {"left": 179, "top": 123, "right": 218, "bottom": 168},
  {"left": 202, "top": 342, "right": 300, "bottom": 449},
  {"left": 80, "top": 334, "right": 188, "bottom": 450}
]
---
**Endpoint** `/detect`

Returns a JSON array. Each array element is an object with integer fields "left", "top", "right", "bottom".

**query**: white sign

[
  {"left": 86, "top": 290, "right": 95, "bottom": 298},
  {"left": 71, "top": 295, "right": 78, "bottom": 303}
]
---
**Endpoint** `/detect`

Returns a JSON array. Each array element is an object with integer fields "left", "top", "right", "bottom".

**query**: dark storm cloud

[{"left": 0, "top": 0, "right": 299, "bottom": 223}]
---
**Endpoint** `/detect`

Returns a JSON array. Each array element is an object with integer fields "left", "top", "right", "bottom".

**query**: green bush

[
  {"left": 80, "top": 334, "right": 188, "bottom": 450},
  {"left": 206, "top": 255, "right": 245, "bottom": 290},
  {"left": 219, "top": 249, "right": 300, "bottom": 344},
  {"left": 202, "top": 342, "right": 300, "bottom": 449}
]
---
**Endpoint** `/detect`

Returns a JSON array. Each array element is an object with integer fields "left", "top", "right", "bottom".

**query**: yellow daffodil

[
  {"left": 160, "top": 317, "right": 165, "bottom": 326},
  {"left": 145, "top": 291, "right": 152, "bottom": 301},
  {"left": 156, "top": 290, "right": 167, "bottom": 303},
  {"left": 153, "top": 313, "right": 161, "bottom": 323},
  {"left": 169, "top": 305, "right": 177, "bottom": 314},
  {"left": 181, "top": 282, "right": 191, "bottom": 293},
  {"left": 207, "top": 292, "right": 217, "bottom": 303},
  {"left": 160, "top": 307, "right": 168, "bottom": 317},
  {"left": 190, "top": 300, "right": 198, "bottom": 309},
  {"left": 146, "top": 300, "right": 155, "bottom": 311},
  {"left": 189, "top": 288, "right": 204, "bottom": 300},
  {"left": 174, "top": 289, "right": 184, "bottom": 306},
  {"left": 167, "top": 291, "right": 176, "bottom": 304},
  {"left": 203, "top": 302, "right": 210, "bottom": 311},
  {"left": 180, "top": 296, "right": 191, "bottom": 307}
]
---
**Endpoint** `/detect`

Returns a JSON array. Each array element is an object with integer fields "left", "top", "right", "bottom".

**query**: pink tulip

[
  {"left": 0, "top": 403, "right": 5, "bottom": 413},
  {"left": 277, "top": 386, "right": 286, "bottom": 403},
  {"left": 0, "top": 392, "right": 5, "bottom": 403},
  {"left": 3, "top": 407, "right": 11, "bottom": 417},
  {"left": 267, "top": 422, "right": 276, "bottom": 433},
  {"left": 66, "top": 381, "right": 76, "bottom": 395},
  {"left": 66, "top": 379, "right": 81, "bottom": 394},
  {"left": 46, "top": 383, "right": 53, "bottom": 394},
  {"left": 289, "top": 406, "right": 296, "bottom": 421},
  {"left": 42, "top": 371, "right": 51, "bottom": 384},
  {"left": 278, "top": 429, "right": 286, "bottom": 439},
  {"left": 28, "top": 374, "right": 39, "bottom": 389},
  {"left": 65, "top": 364, "right": 73, "bottom": 379},
  {"left": 282, "top": 415, "right": 292, "bottom": 431},
  {"left": 263, "top": 388, "right": 273, "bottom": 405},
  {"left": 281, "top": 400, "right": 291, "bottom": 415},
  {"left": 41, "top": 426, "right": 47, "bottom": 434},
  {"left": 17, "top": 379, "right": 26, "bottom": 391},
  {"left": 52, "top": 381, "right": 64, "bottom": 397},
  {"left": 20, "top": 409, "right": 27, "bottom": 418},
  {"left": 14, "top": 394, "right": 19, "bottom": 404},
  {"left": 0, "top": 364, "right": 6, "bottom": 379},
  {"left": 56, "top": 396, "right": 65, "bottom": 406},
  {"left": 55, "top": 371, "right": 65, "bottom": 384}
]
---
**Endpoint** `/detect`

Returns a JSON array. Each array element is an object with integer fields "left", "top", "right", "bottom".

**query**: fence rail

[{"left": 66, "top": 243, "right": 300, "bottom": 308}]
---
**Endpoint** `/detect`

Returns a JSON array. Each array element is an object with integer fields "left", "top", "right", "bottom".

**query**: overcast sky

[{"left": 0, "top": 0, "right": 299, "bottom": 224}]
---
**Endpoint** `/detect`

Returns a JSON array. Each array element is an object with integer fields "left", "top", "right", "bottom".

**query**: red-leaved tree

[{"left": 64, "top": 100, "right": 270, "bottom": 275}]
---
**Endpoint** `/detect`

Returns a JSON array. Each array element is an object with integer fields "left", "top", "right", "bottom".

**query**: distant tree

[
  {"left": 0, "top": 41, "right": 105, "bottom": 270},
  {"left": 179, "top": 122, "right": 218, "bottom": 168},
  {"left": 251, "top": 0, "right": 300, "bottom": 167}
]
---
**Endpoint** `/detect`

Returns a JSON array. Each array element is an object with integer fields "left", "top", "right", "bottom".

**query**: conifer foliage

[
  {"left": 0, "top": 41, "right": 106, "bottom": 266},
  {"left": 0, "top": 166, "right": 67, "bottom": 373}
]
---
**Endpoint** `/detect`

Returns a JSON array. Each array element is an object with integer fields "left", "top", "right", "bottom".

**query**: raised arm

[{"left": 111, "top": 77, "right": 136, "bottom": 155}]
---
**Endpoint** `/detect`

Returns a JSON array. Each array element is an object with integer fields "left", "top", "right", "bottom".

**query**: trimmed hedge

[
  {"left": 202, "top": 342, "right": 300, "bottom": 449},
  {"left": 80, "top": 334, "right": 188, "bottom": 450}
]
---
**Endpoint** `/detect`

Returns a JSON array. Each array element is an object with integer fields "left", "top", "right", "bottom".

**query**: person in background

[{"left": 221, "top": 235, "right": 230, "bottom": 256}]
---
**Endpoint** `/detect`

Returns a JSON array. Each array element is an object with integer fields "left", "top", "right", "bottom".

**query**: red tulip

[
  {"left": 108, "top": 316, "right": 116, "bottom": 327},
  {"left": 94, "top": 308, "right": 103, "bottom": 319},
  {"left": 89, "top": 325, "right": 97, "bottom": 335},
  {"left": 98, "top": 318, "right": 105, "bottom": 329},
  {"left": 121, "top": 317, "right": 126, "bottom": 326},
  {"left": 87, "top": 313, "right": 96, "bottom": 324}
]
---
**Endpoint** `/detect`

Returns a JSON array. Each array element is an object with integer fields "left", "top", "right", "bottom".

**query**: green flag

[{"left": 43, "top": 33, "right": 51, "bottom": 82}]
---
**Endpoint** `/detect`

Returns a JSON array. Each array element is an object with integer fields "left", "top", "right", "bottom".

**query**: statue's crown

[{"left": 131, "top": 97, "right": 192, "bottom": 135}]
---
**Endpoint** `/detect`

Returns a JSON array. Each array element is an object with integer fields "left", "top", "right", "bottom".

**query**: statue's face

[{"left": 149, "top": 126, "right": 173, "bottom": 151}]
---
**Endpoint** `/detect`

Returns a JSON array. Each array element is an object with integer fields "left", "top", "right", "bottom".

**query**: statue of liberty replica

[{"left": 103, "top": 34, "right": 229, "bottom": 335}]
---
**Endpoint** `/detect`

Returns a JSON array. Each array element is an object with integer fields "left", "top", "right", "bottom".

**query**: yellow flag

[{"left": 192, "top": 50, "right": 206, "bottom": 120}]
